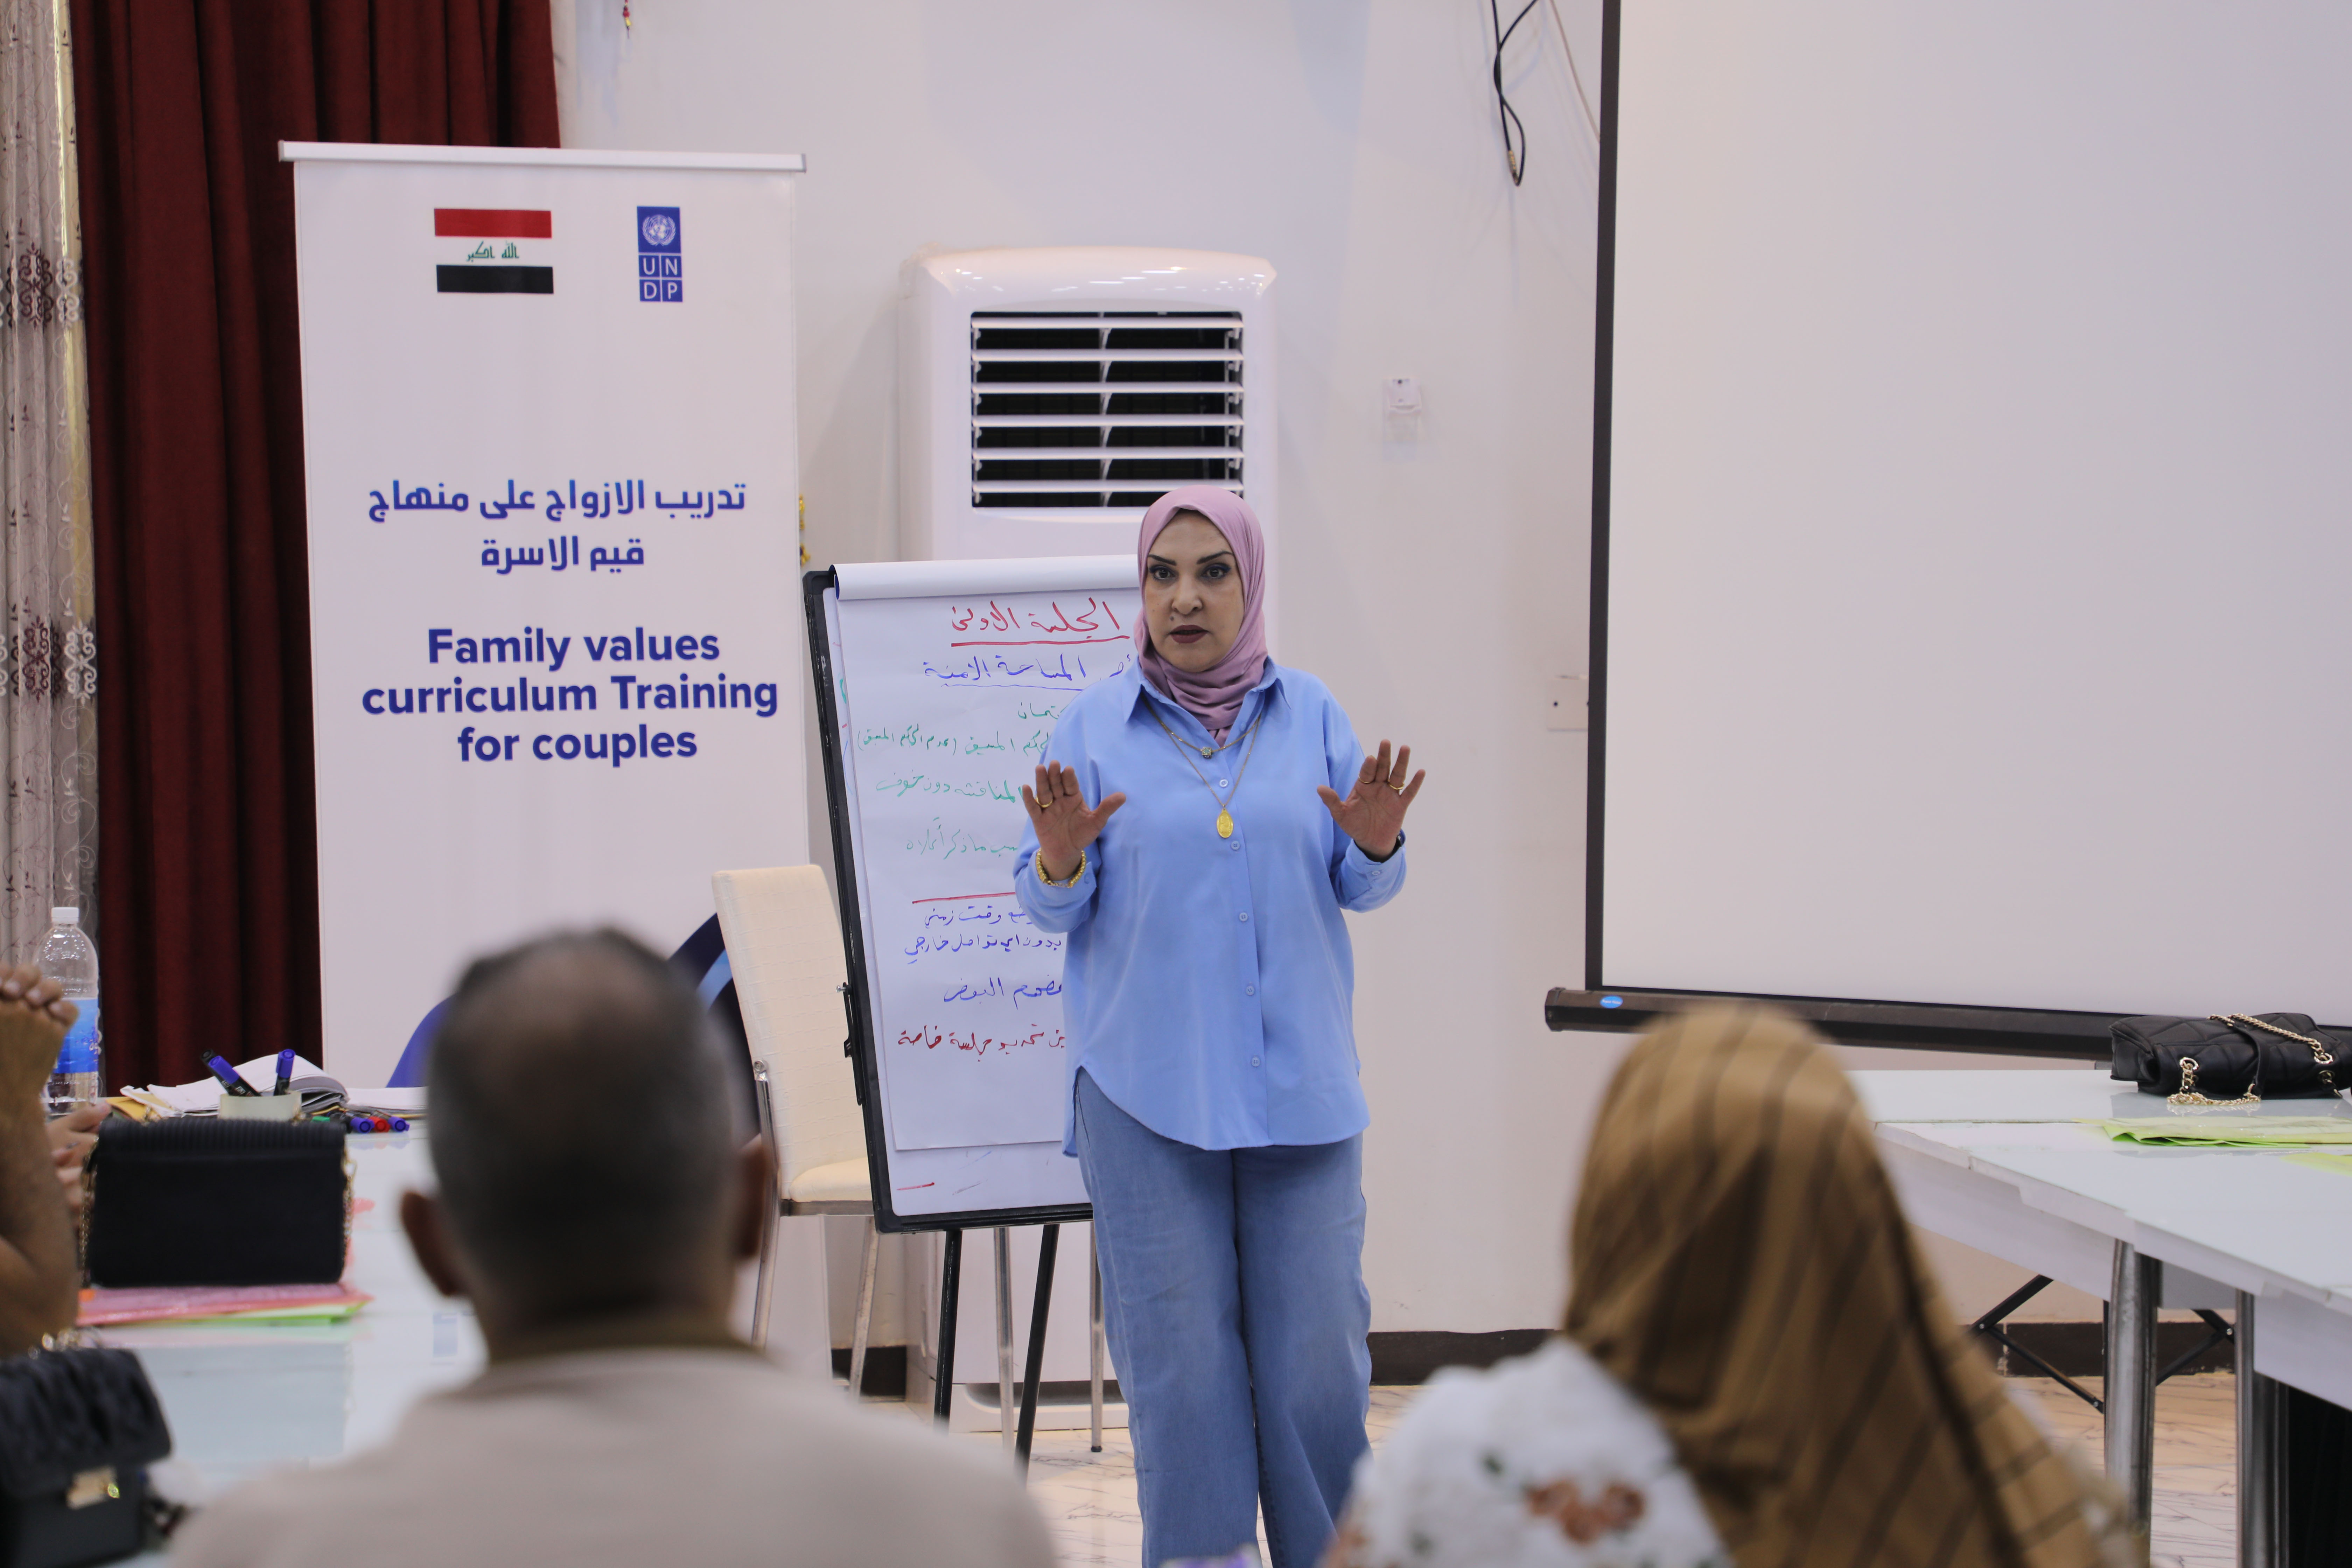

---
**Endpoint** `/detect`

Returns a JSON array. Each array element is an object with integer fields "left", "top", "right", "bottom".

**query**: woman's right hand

[{"left": 1020, "top": 762, "right": 1126, "bottom": 883}]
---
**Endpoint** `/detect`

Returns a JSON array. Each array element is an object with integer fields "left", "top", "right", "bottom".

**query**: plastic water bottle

[{"left": 38, "top": 907, "right": 99, "bottom": 1113}]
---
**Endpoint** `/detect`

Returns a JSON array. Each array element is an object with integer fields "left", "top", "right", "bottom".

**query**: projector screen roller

[{"left": 1592, "top": 2, "right": 2352, "bottom": 1024}]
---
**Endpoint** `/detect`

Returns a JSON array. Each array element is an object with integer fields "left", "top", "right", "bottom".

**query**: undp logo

[{"left": 637, "top": 205, "right": 682, "bottom": 303}]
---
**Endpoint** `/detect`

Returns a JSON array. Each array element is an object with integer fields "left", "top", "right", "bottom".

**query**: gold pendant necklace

[{"left": 1152, "top": 707, "right": 1266, "bottom": 839}]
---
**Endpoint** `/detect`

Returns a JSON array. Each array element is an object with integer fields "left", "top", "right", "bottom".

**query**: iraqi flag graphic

[{"left": 434, "top": 208, "right": 553, "bottom": 294}]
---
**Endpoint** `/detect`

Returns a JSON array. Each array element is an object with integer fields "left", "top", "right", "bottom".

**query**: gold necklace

[{"left": 1151, "top": 707, "right": 1266, "bottom": 839}]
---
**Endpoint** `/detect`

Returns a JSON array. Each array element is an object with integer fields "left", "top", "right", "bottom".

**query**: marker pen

[
  {"left": 204, "top": 1055, "right": 261, "bottom": 1097},
  {"left": 272, "top": 1048, "right": 295, "bottom": 1096}
]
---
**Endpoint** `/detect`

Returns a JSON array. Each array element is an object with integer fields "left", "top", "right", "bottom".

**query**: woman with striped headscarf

[{"left": 1327, "top": 1005, "right": 2136, "bottom": 1568}]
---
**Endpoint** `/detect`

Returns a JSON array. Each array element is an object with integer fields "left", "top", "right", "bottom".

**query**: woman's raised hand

[
  {"left": 1021, "top": 762, "right": 1127, "bottom": 882},
  {"left": 1317, "top": 741, "right": 1424, "bottom": 860}
]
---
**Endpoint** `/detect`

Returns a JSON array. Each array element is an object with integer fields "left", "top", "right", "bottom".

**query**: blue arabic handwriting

[
  {"left": 938, "top": 975, "right": 1064, "bottom": 1008},
  {"left": 922, "top": 649, "right": 1132, "bottom": 693},
  {"left": 919, "top": 902, "right": 1036, "bottom": 929},
  {"left": 900, "top": 930, "right": 1062, "bottom": 963}
]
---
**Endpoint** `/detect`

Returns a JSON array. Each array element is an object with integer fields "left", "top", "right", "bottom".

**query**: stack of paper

[
  {"left": 78, "top": 1283, "right": 373, "bottom": 1327},
  {"left": 119, "top": 1055, "right": 423, "bottom": 1121},
  {"left": 2087, "top": 1116, "right": 2352, "bottom": 1147}
]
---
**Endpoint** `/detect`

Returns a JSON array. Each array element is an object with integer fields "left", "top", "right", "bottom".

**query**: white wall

[{"left": 551, "top": 0, "right": 2095, "bottom": 1338}]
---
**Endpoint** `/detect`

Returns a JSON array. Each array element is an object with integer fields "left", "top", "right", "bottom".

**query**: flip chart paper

[{"left": 833, "top": 582, "right": 1138, "bottom": 1151}]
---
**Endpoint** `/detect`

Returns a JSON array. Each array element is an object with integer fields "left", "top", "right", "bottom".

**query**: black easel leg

[
  {"left": 934, "top": 1228, "right": 962, "bottom": 1426},
  {"left": 1015, "top": 1223, "right": 1058, "bottom": 1476}
]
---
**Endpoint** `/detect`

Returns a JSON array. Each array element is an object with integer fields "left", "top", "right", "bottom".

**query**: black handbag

[
  {"left": 2109, "top": 1012, "right": 2346, "bottom": 1104},
  {"left": 0, "top": 1342, "right": 172, "bottom": 1568},
  {"left": 82, "top": 1119, "right": 349, "bottom": 1288}
]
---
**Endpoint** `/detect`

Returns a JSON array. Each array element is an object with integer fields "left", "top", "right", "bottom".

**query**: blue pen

[
  {"left": 272, "top": 1048, "right": 295, "bottom": 1097},
  {"left": 204, "top": 1054, "right": 261, "bottom": 1098}
]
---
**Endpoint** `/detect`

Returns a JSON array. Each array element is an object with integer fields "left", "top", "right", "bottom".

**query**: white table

[
  {"left": 98, "top": 1133, "right": 485, "bottom": 1545},
  {"left": 1853, "top": 1069, "right": 2352, "bottom": 1567}
]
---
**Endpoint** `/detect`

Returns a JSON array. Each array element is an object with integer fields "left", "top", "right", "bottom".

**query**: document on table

[{"left": 2087, "top": 1116, "right": 2352, "bottom": 1147}]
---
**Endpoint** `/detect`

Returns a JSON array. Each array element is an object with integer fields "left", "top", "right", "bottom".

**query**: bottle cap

[{"left": 50, "top": 907, "right": 77, "bottom": 924}]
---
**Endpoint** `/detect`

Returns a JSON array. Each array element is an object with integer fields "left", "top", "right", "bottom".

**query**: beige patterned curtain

[{"left": 0, "top": 0, "right": 94, "bottom": 959}]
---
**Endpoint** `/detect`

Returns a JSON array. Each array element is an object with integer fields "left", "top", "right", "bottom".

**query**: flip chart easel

[{"left": 805, "top": 557, "right": 1136, "bottom": 1448}]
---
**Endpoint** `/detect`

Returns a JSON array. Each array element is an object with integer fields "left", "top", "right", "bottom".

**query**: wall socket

[{"left": 1547, "top": 676, "right": 1588, "bottom": 732}]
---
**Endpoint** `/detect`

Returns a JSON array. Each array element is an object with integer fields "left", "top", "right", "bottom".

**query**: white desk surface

[
  {"left": 104, "top": 1133, "right": 485, "bottom": 1515},
  {"left": 1850, "top": 1068, "right": 2352, "bottom": 1405}
]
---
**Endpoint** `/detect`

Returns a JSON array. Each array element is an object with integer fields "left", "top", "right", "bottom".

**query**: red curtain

[{"left": 69, "top": 2, "right": 558, "bottom": 1089}]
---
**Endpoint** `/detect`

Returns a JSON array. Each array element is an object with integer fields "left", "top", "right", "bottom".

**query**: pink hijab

[{"left": 1134, "top": 486, "right": 1268, "bottom": 742}]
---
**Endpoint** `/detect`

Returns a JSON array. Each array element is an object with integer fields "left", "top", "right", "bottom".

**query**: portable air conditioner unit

[{"left": 899, "top": 246, "right": 1276, "bottom": 564}]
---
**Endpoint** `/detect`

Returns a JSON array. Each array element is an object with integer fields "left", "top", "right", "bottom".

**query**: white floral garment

[{"left": 1330, "top": 1339, "right": 1729, "bottom": 1568}]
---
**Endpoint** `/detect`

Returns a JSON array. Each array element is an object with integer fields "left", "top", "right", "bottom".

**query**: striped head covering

[{"left": 1566, "top": 1006, "right": 2117, "bottom": 1568}]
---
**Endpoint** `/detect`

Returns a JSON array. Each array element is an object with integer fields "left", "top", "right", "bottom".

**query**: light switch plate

[{"left": 1547, "top": 676, "right": 1588, "bottom": 732}]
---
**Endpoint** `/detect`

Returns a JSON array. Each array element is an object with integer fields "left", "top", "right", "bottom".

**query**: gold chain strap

[
  {"left": 2168, "top": 1054, "right": 2261, "bottom": 1109},
  {"left": 2212, "top": 1013, "right": 2337, "bottom": 1092}
]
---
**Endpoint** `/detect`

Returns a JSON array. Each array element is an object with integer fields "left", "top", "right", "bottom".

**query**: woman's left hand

[{"left": 1317, "top": 740, "right": 1424, "bottom": 860}]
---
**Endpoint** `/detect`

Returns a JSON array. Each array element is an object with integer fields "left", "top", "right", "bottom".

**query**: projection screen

[{"left": 1588, "top": 2, "right": 2352, "bottom": 1034}]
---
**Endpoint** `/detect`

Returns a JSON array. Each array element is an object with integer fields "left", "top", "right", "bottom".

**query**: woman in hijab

[
  {"left": 1327, "top": 1005, "right": 2135, "bottom": 1568},
  {"left": 1016, "top": 486, "right": 1426, "bottom": 1568}
]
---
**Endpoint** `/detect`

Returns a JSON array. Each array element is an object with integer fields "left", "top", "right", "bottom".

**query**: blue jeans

[{"left": 1074, "top": 1069, "right": 1371, "bottom": 1568}]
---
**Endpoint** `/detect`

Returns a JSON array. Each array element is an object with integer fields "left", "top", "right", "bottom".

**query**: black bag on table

[
  {"left": 2109, "top": 1011, "right": 2346, "bottom": 1102},
  {"left": 0, "top": 1343, "right": 171, "bottom": 1568},
  {"left": 82, "top": 1118, "right": 348, "bottom": 1288}
]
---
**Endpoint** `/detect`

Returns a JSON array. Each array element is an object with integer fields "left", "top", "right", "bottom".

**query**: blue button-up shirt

[{"left": 1015, "top": 660, "right": 1407, "bottom": 1153}]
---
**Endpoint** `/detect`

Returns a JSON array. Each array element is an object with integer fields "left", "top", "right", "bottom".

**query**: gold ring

[{"left": 1386, "top": 783, "right": 1406, "bottom": 794}]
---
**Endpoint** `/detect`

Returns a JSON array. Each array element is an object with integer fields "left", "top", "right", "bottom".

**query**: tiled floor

[
  {"left": 926, "top": 1388, "right": 1414, "bottom": 1568},
  {"left": 930, "top": 1377, "right": 2239, "bottom": 1568}
]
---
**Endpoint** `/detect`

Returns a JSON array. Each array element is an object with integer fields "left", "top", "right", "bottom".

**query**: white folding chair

[{"left": 712, "top": 866, "right": 880, "bottom": 1396}]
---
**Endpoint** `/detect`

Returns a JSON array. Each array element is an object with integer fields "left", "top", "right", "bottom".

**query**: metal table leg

[
  {"left": 2105, "top": 1241, "right": 2159, "bottom": 1528},
  {"left": 2236, "top": 1290, "right": 2282, "bottom": 1568}
]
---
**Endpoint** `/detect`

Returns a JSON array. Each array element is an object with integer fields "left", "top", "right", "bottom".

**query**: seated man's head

[{"left": 400, "top": 929, "right": 768, "bottom": 1350}]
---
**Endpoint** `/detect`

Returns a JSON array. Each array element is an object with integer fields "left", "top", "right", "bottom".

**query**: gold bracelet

[{"left": 1035, "top": 848, "right": 1087, "bottom": 888}]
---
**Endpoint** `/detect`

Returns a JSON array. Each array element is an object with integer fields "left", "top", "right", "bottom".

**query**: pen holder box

[
  {"left": 216, "top": 1094, "right": 302, "bottom": 1122},
  {"left": 82, "top": 1120, "right": 349, "bottom": 1288}
]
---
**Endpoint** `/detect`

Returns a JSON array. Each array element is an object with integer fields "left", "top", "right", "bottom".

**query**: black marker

[{"left": 205, "top": 1055, "right": 261, "bottom": 1097}]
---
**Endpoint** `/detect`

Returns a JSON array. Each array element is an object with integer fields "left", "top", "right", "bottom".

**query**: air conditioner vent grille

[{"left": 970, "top": 311, "right": 1244, "bottom": 511}]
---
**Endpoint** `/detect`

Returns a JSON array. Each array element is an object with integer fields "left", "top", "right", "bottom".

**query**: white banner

[{"left": 287, "top": 146, "right": 808, "bottom": 1087}]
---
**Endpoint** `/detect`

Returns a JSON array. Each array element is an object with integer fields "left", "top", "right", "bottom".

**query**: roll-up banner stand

[{"left": 284, "top": 145, "right": 809, "bottom": 1087}]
